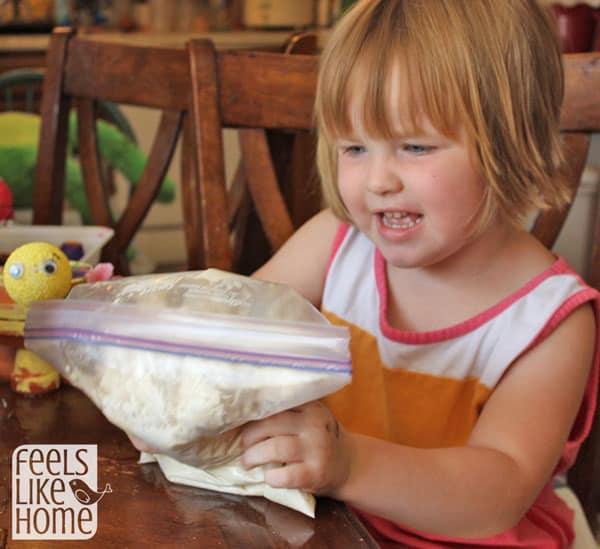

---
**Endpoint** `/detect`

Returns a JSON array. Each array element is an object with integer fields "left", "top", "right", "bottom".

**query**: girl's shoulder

[{"left": 253, "top": 209, "right": 341, "bottom": 306}]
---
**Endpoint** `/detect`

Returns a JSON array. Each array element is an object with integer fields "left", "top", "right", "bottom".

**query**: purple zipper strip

[{"left": 26, "top": 327, "right": 352, "bottom": 373}]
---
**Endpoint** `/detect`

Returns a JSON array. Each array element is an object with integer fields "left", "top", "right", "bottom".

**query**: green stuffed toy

[{"left": 0, "top": 111, "right": 175, "bottom": 224}]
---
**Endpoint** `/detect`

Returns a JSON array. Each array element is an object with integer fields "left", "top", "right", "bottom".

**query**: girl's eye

[
  {"left": 403, "top": 144, "right": 431, "bottom": 154},
  {"left": 342, "top": 145, "right": 366, "bottom": 156}
]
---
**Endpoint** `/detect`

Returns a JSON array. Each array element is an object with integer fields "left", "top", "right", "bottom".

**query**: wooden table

[{"left": 0, "top": 383, "right": 378, "bottom": 548}]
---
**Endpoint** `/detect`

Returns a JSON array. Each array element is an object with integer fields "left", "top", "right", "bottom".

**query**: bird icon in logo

[{"left": 69, "top": 479, "right": 112, "bottom": 505}]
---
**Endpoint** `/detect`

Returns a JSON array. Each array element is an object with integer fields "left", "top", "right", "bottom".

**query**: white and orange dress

[{"left": 320, "top": 224, "right": 600, "bottom": 548}]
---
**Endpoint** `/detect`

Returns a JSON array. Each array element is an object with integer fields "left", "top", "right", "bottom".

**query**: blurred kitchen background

[
  {"left": 0, "top": 0, "right": 598, "bottom": 276},
  {"left": 0, "top": 1, "right": 359, "bottom": 32}
]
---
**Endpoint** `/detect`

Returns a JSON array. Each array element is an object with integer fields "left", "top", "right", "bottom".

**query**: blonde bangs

[{"left": 316, "top": 2, "right": 466, "bottom": 143}]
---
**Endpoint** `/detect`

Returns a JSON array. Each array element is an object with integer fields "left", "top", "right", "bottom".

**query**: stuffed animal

[
  {"left": 2, "top": 241, "right": 73, "bottom": 395},
  {"left": 0, "top": 111, "right": 175, "bottom": 224},
  {"left": 0, "top": 240, "right": 115, "bottom": 394}
]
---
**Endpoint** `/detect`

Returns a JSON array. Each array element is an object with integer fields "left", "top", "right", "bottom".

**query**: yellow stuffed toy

[{"left": 2, "top": 242, "right": 72, "bottom": 395}]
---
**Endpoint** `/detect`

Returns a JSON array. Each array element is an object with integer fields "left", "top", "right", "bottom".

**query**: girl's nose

[{"left": 365, "top": 156, "right": 403, "bottom": 195}]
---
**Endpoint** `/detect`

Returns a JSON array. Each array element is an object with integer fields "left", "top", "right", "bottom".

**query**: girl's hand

[{"left": 240, "top": 401, "right": 352, "bottom": 496}]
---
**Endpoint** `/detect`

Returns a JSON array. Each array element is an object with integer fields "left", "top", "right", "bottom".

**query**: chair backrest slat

[
  {"left": 63, "top": 37, "right": 191, "bottom": 110},
  {"left": 187, "top": 39, "right": 232, "bottom": 271},
  {"left": 217, "top": 50, "right": 318, "bottom": 130},
  {"left": 239, "top": 128, "right": 294, "bottom": 249},
  {"left": 33, "top": 29, "right": 73, "bottom": 225},
  {"left": 76, "top": 97, "right": 113, "bottom": 228},
  {"left": 112, "top": 110, "right": 183, "bottom": 249}
]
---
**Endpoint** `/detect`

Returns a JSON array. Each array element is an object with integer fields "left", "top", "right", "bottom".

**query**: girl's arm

[
  {"left": 334, "top": 302, "right": 596, "bottom": 537},
  {"left": 252, "top": 208, "right": 340, "bottom": 306},
  {"left": 242, "top": 301, "right": 596, "bottom": 539}
]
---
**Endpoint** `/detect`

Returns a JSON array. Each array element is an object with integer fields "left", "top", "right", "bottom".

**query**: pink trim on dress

[
  {"left": 375, "top": 250, "right": 575, "bottom": 344},
  {"left": 325, "top": 223, "right": 350, "bottom": 277}
]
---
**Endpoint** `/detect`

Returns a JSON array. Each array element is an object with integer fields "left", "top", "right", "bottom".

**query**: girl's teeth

[{"left": 381, "top": 212, "right": 422, "bottom": 229}]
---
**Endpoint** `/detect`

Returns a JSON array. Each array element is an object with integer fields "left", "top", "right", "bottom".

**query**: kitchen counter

[{"left": 0, "top": 28, "right": 323, "bottom": 52}]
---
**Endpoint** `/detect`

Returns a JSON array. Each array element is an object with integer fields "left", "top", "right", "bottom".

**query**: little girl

[{"left": 241, "top": 0, "right": 599, "bottom": 546}]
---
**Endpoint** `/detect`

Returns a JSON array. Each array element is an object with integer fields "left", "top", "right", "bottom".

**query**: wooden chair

[
  {"left": 32, "top": 27, "right": 191, "bottom": 275},
  {"left": 183, "top": 39, "right": 320, "bottom": 274}
]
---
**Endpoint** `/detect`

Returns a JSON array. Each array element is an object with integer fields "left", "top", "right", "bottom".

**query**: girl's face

[{"left": 335, "top": 115, "right": 487, "bottom": 270}]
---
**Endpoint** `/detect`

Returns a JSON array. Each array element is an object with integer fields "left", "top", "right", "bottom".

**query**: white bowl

[{"left": 0, "top": 224, "right": 114, "bottom": 263}]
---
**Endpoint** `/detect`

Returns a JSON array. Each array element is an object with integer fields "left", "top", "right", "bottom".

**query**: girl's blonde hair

[{"left": 315, "top": 0, "right": 568, "bottom": 230}]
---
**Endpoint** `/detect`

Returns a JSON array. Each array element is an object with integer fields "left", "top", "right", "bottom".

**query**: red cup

[
  {"left": 551, "top": 3, "right": 596, "bottom": 53},
  {"left": 592, "top": 9, "right": 600, "bottom": 51}
]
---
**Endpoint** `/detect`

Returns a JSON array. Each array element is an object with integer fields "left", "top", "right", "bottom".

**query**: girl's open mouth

[{"left": 380, "top": 211, "right": 423, "bottom": 230}]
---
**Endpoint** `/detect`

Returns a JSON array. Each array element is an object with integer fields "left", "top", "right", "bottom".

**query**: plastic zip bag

[{"left": 25, "top": 269, "right": 351, "bottom": 516}]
